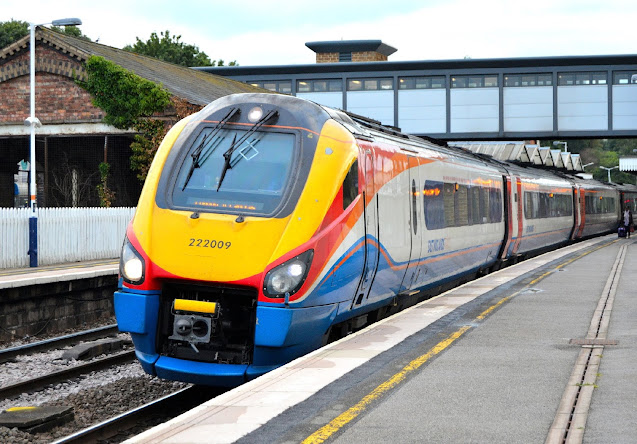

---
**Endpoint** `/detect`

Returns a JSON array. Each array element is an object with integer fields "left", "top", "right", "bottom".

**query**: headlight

[
  {"left": 120, "top": 237, "right": 145, "bottom": 284},
  {"left": 263, "top": 250, "right": 314, "bottom": 298}
]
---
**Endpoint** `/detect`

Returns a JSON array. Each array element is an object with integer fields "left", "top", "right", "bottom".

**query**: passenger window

[
  {"left": 456, "top": 185, "right": 469, "bottom": 226},
  {"left": 470, "top": 187, "right": 481, "bottom": 224},
  {"left": 423, "top": 181, "right": 444, "bottom": 230},
  {"left": 443, "top": 183, "right": 456, "bottom": 227}
]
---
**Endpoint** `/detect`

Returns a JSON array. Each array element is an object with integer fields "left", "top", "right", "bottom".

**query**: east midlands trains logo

[{"left": 428, "top": 238, "right": 446, "bottom": 253}]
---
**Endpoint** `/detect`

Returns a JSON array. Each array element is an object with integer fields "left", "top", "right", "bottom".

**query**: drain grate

[{"left": 569, "top": 338, "right": 618, "bottom": 346}]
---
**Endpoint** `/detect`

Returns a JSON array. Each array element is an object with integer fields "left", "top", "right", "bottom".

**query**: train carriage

[
  {"left": 575, "top": 179, "right": 620, "bottom": 239},
  {"left": 508, "top": 168, "right": 575, "bottom": 256},
  {"left": 114, "top": 93, "right": 625, "bottom": 387}
]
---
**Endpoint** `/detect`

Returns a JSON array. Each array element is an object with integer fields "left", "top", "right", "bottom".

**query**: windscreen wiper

[
  {"left": 181, "top": 107, "right": 240, "bottom": 190},
  {"left": 216, "top": 109, "right": 278, "bottom": 192},
  {"left": 216, "top": 134, "right": 237, "bottom": 192}
]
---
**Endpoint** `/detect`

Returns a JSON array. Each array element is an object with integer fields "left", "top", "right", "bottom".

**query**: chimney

[{"left": 305, "top": 40, "right": 397, "bottom": 63}]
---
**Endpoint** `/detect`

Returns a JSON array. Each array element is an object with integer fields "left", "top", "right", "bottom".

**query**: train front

[{"left": 114, "top": 93, "right": 360, "bottom": 386}]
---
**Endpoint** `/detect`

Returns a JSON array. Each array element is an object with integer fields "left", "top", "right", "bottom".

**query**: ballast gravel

[
  {"left": 0, "top": 333, "right": 132, "bottom": 390},
  {"left": 1, "top": 319, "right": 193, "bottom": 442},
  {"left": 0, "top": 365, "right": 188, "bottom": 443},
  {"left": 0, "top": 317, "right": 117, "bottom": 349}
]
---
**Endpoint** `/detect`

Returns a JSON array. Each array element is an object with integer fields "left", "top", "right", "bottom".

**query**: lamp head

[{"left": 51, "top": 18, "right": 82, "bottom": 26}]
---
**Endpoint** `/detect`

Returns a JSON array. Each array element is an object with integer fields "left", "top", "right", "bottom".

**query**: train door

[
  {"left": 498, "top": 175, "right": 514, "bottom": 260},
  {"left": 576, "top": 188, "right": 586, "bottom": 238},
  {"left": 352, "top": 147, "right": 380, "bottom": 306},
  {"left": 399, "top": 156, "right": 423, "bottom": 292},
  {"left": 510, "top": 176, "right": 524, "bottom": 255},
  {"left": 570, "top": 185, "right": 582, "bottom": 240}
]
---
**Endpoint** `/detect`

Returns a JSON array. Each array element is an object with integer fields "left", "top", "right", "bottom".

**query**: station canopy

[{"left": 449, "top": 141, "right": 584, "bottom": 172}]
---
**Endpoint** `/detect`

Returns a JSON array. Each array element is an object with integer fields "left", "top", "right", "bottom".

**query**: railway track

[
  {"left": 52, "top": 385, "right": 224, "bottom": 444},
  {"left": 0, "top": 349, "right": 135, "bottom": 400},
  {"left": 0, "top": 324, "right": 120, "bottom": 364},
  {"left": 0, "top": 323, "right": 136, "bottom": 401}
]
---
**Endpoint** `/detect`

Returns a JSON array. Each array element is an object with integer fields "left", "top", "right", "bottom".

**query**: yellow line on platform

[{"left": 302, "top": 325, "right": 471, "bottom": 444}]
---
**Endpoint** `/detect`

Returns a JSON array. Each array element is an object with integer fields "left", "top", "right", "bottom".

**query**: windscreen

[{"left": 171, "top": 127, "right": 296, "bottom": 216}]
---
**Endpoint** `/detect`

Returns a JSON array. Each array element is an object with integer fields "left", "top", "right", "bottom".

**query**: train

[{"left": 114, "top": 93, "right": 637, "bottom": 387}]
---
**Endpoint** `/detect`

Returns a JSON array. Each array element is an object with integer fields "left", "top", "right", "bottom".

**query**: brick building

[
  {"left": 0, "top": 27, "right": 262, "bottom": 208},
  {"left": 306, "top": 40, "right": 397, "bottom": 63}
]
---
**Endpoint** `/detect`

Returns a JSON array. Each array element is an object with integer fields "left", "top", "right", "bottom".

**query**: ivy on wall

[
  {"left": 80, "top": 56, "right": 171, "bottom": 129},
  {"left": 78, "top": 55, "right": 201, "bottom": 183},
  {"left": 97, "top": 161, "right": 115, "bottom": 207}
]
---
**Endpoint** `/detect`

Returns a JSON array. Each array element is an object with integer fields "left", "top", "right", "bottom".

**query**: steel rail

[
  {"left": 0, "top": 324, "right": 120, "bottom": 364},
  {"left": 0, "top": 350, "right": 135, "bottom": 400},
  {"left": 51, "top": 385, "right": 224, "bottom": 444}
]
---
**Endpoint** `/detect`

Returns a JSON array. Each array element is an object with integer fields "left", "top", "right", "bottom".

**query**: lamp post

[
  {"left": 599, "top": 166, "right": 618, "bottom": 183},
  {"left": 582, "top": 162, "right": 594, "bottom": 169},
  {"left": 27, "top": 17, "right": 82, "bottom": 267},
  {"left": 553, "top": 141, "right": 568, "bottom": 153}
]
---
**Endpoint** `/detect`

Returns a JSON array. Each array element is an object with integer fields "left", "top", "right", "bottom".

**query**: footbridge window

[
  {"left": 504, "top": 74, "right": 552, "bottom": 87},
  {"left": 347, "top": 78, "right": 393, "bottom": 91},
  {"left": 613, "top": 71, "right": 637, "bottom": 84},
  {"left": 399, "top": 76, "right": 445, "bottom": 89},
  {"left": 247, "top": 80, "right": 292, "bottom": 93},
  {"left": 558, "top": 72, "right": 607, "bottom": 86},
  {"left": 297, "top": 79, "right": 343, "bottom": 92},
  {"left": 451, "top": 75, "right": 498, "bottom": 88}
]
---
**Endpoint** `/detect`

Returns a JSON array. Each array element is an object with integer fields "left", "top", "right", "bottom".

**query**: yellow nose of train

[{"left": 124, "top": 92, "right": 359, "bottom": 295}]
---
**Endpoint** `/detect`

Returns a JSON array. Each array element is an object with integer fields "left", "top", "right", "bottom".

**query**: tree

[
  {"left": 552, "top": 138, "right": 637, "bottom": 184},
  {"left": 124, "top": 30, "right": 236, "bottom": 67},
  {"left": 51, "top": 25, "right": 91, "bottom": 41},
  {"left": 0, "top": 20, "right": 92, "bottom": 49},
  {"left": 0, "top": 20, "right": 29, "bottom": 48}
]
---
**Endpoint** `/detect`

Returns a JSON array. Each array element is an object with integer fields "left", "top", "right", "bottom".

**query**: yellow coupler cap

[
  {"left": 173, "top": 299, "right": 217, "bottom": 315},
  {"left": 0, "top": 405, "right": 74, "bottom": 432}
]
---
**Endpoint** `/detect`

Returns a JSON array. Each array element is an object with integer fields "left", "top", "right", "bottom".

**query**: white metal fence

[{"left": 0, "top": 207, "right": 136, "bottom": 269}]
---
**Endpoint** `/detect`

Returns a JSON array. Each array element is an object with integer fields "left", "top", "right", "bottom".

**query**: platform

[
  {"left": 0, "top": 260, "right": 118, "bottom": 340},
  {"left": 124, "top": 234, "right": 636, "bottom": 444},
  {"left": 0, "top": 260, "right": 117, "bottom": 289}
]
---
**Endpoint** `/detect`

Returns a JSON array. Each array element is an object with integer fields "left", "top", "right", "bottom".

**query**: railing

[{"left": 0, "top": 207, "right": 135, "bottom": 269}]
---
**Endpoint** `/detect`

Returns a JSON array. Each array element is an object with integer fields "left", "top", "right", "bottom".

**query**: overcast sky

[{"left": 4, "top": 0, "right": 636, "bottom": 66}]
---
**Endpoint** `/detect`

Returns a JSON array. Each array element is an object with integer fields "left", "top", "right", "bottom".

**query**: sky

[{"left": 3, "top": 0, "right": 637, "bottom": 67}]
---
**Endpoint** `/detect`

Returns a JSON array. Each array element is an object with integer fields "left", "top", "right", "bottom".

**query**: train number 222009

[{"left": 188, "top": 238, "right": 232, "bottom": 249}]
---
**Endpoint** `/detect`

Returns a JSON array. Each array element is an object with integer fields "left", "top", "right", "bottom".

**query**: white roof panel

[{"left": 620, "top": 157, "right": 637, "bottom": 171}]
